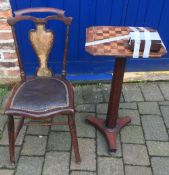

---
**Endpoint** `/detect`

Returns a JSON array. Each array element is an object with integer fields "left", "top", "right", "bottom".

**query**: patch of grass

[{"left": 0, "top": 86, "right": 9, "bottom": 97}]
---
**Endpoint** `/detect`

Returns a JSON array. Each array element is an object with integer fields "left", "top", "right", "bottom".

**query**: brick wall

[{"left": 0, "top": 0, "right": 20, "bottom": 81}]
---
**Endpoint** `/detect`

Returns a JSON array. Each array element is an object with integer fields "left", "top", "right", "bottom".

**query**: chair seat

[{"left": 5, "top": 78, "right": 74, "bottom": 117}]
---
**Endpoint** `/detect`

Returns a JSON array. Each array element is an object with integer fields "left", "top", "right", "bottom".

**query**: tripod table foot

[{"left": 86, "top": 116, "right": 131, "bottom": 152}]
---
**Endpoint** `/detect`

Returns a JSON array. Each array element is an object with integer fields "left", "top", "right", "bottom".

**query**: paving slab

[
  {"left": 147, "top": 141, "right": 169, "bottom": 156},
  {"left": 125, "top": 165, "right": 152, "bottom": 175},
  {"left": 151, "top": 157, "right": 169, "bottom": 175},
  {"left": 119, "top": 109, "right": 141, "bottom": 125},
  {"left": 141, "top": 115, "right": 168, "bottom": 141},
  {"left": 121, "top": 125, "right": 144, "bottom": 144},
  {"left": 97, "top": 103, "right": 138, "bottom": 115},
  {"left": 47, "top": 132, "right": 71, "bottom": 151},
  {"left": 0, "top": 169, "right": 14, "bottom": 175},
  {"left": 98, "top": 157, "right": 124, "bottom": 175},
  {"left": 96, "top": 103, "right": 108, "bottom": 114},
  {"left": 102, "top": 92, "right": 124, "bottom": 104},
  {"left": 160, "top": 106, "right": 169, "bottom": 128},
  {"left": 101, "top": 84, "right": 124, "bottom": 102},
  {"left": 15, "top": 156, "right": 44, "bottom": 175},
  {"left": 159, "top": 82, "right": 169, "bottom": 100},
  {"left": 119, "top": 102, "right": 137, "bottom": 110},
  {"left": 51, "top": 116, "right": 69, "bottom": 131},
  {"left": 0, "top": 115, "right": 7, "bottom": 132},
  {"left": 82, "top": 85, "right": 104, "bottom": 104},
  {"left": 71, "top": 138, "right": 96, "bottom": 171},
  {"left": 140, "top": 83, "right": 164, "bottom": 101},
  {"left": 123, "top": 84, "right": 144, "bottom": 102},
  {"left": 159, "top": 101, "right": 169, "bottom": 106},
  {"left": 76, "top": 104, "right": 95, "bottom": 113},
  {"left": 43, "top": 152, "right": 69, "bottom": 175},
  {"left": 101, "top": 84, "right": 111, "bottom": 102},
  {"left": 74, "top": 86, "right": 85, "bottom": 105},
  {"left": 27, "top": 125, "right": 49, "bottom": 135},
  {"left": 70, "top": 171, "right": 96, "bottom": 175},
  {"left": 123, "top": 144, "right": 150, "bottom": 166},
  {"left": 0, "top": 146, "right": 20, "bottom": 168},
  {"left": 0, "top": 121, "right": 26, "bottom": 146},
  {"left": 21, "top": 135, "right": 47, "bottom": 156},
  {"left": 138, "top": 102, "right": 161, "bottom": 115},
  {"left": 97, "top": 131, "right": 122, "bottom": 157},
  {"left": 75, "top": 113, "right": 95, "bottom": 138}
]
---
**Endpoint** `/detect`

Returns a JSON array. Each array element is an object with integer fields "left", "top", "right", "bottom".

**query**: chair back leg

[
  {"left": 8, "top": 115, "right": 15, "bottom": 163},
  {"left": 68, "top": 115, "right": 81, "bottom": 163}
]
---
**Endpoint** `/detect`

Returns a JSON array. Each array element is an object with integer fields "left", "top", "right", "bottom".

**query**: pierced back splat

[
  {"left": 29, "top": 24, "right": 54, "bottom": 77},
  {"left": 7, "top": 7, "right": 72, "bottom": 80}
]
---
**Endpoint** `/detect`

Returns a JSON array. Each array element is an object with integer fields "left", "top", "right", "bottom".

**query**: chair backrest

[{"left": 7, "top": 7, "right": 73, "bottom": 81}]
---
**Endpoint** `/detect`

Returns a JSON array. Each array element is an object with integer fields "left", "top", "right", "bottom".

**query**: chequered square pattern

[{"left": 86, "top": 26, "right": 166, "bottom": 58}]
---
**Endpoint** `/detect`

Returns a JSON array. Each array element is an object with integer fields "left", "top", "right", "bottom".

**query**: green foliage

[{"left": 0, "top": 86, "right": 8, "bottom": 97}]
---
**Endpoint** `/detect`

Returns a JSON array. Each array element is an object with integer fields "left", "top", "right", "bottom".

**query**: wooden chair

[{"left": 4, "top": 7, "right": 81, "bottom": 163}]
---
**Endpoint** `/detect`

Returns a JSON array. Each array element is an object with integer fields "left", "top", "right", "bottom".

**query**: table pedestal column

[{"left": 86, "top": 57, "right": 131, "bottom": 152}]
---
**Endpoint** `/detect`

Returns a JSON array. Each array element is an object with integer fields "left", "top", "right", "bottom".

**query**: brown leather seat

[{"left": 5, "top": 78, "right": 74, "bottom": 117}]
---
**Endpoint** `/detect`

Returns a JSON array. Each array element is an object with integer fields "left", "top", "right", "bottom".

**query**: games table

[{"left": 85, "top": 26, "right": 167, "bottom": 152}]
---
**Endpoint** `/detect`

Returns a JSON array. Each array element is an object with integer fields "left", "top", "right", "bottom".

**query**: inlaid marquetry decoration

[{"left": 29, "top": 24, "right": 54, "bottom": 77}]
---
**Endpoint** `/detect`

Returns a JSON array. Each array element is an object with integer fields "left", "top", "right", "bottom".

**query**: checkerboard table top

[{"left": 85, "top": 26, "right": 167, "bottom": 58}]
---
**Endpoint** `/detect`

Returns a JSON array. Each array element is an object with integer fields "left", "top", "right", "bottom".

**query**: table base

[{"left": 86, "top": 116, "right": 131, "bottom": 152}]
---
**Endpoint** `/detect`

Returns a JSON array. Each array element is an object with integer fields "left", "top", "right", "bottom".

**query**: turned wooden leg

[
  {"left": 8, "top": 115, "right": 15, "bottom": 163},
  {"left": 15, "top": 118, "right": 24, "bottom": 140},
  {"left": 68, "top": 115, "right": 81, "bottom": 163}
]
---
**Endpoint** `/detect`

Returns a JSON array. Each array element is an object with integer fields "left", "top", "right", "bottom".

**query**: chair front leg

[
  {"left": 8, "top": 115, "right": 15, "bottom": 163},
  {"left": 68, "top": 115, "right": 81, "bottom": 163}
]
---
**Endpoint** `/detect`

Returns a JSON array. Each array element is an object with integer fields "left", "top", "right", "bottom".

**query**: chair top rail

[
  {"left": 14, "top": 7, "right": 65, "bottom": 16},
  {"left": 8, "top": 7, "right": 72, "bottom": 26},
  {"left": 7, "top": 15, "right": 72, "bottom": 26}
]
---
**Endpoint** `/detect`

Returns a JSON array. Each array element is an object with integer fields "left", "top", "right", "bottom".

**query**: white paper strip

[
  {"left": 139, "top": 27, "right": 151, "bottom": 58},
  {"left": 130, "top": 32, "right": 161, "bottom": 40},
  {"left": 85, "top": 34, "right": 130, "bottom": 46},
  {"left": 129, "top": 27, "right": 141, "bottom": 58}
]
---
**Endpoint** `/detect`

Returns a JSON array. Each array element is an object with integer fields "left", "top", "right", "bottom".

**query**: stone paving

[{"left": 0, "top": 81, "right": 169, "bottom": 175}]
